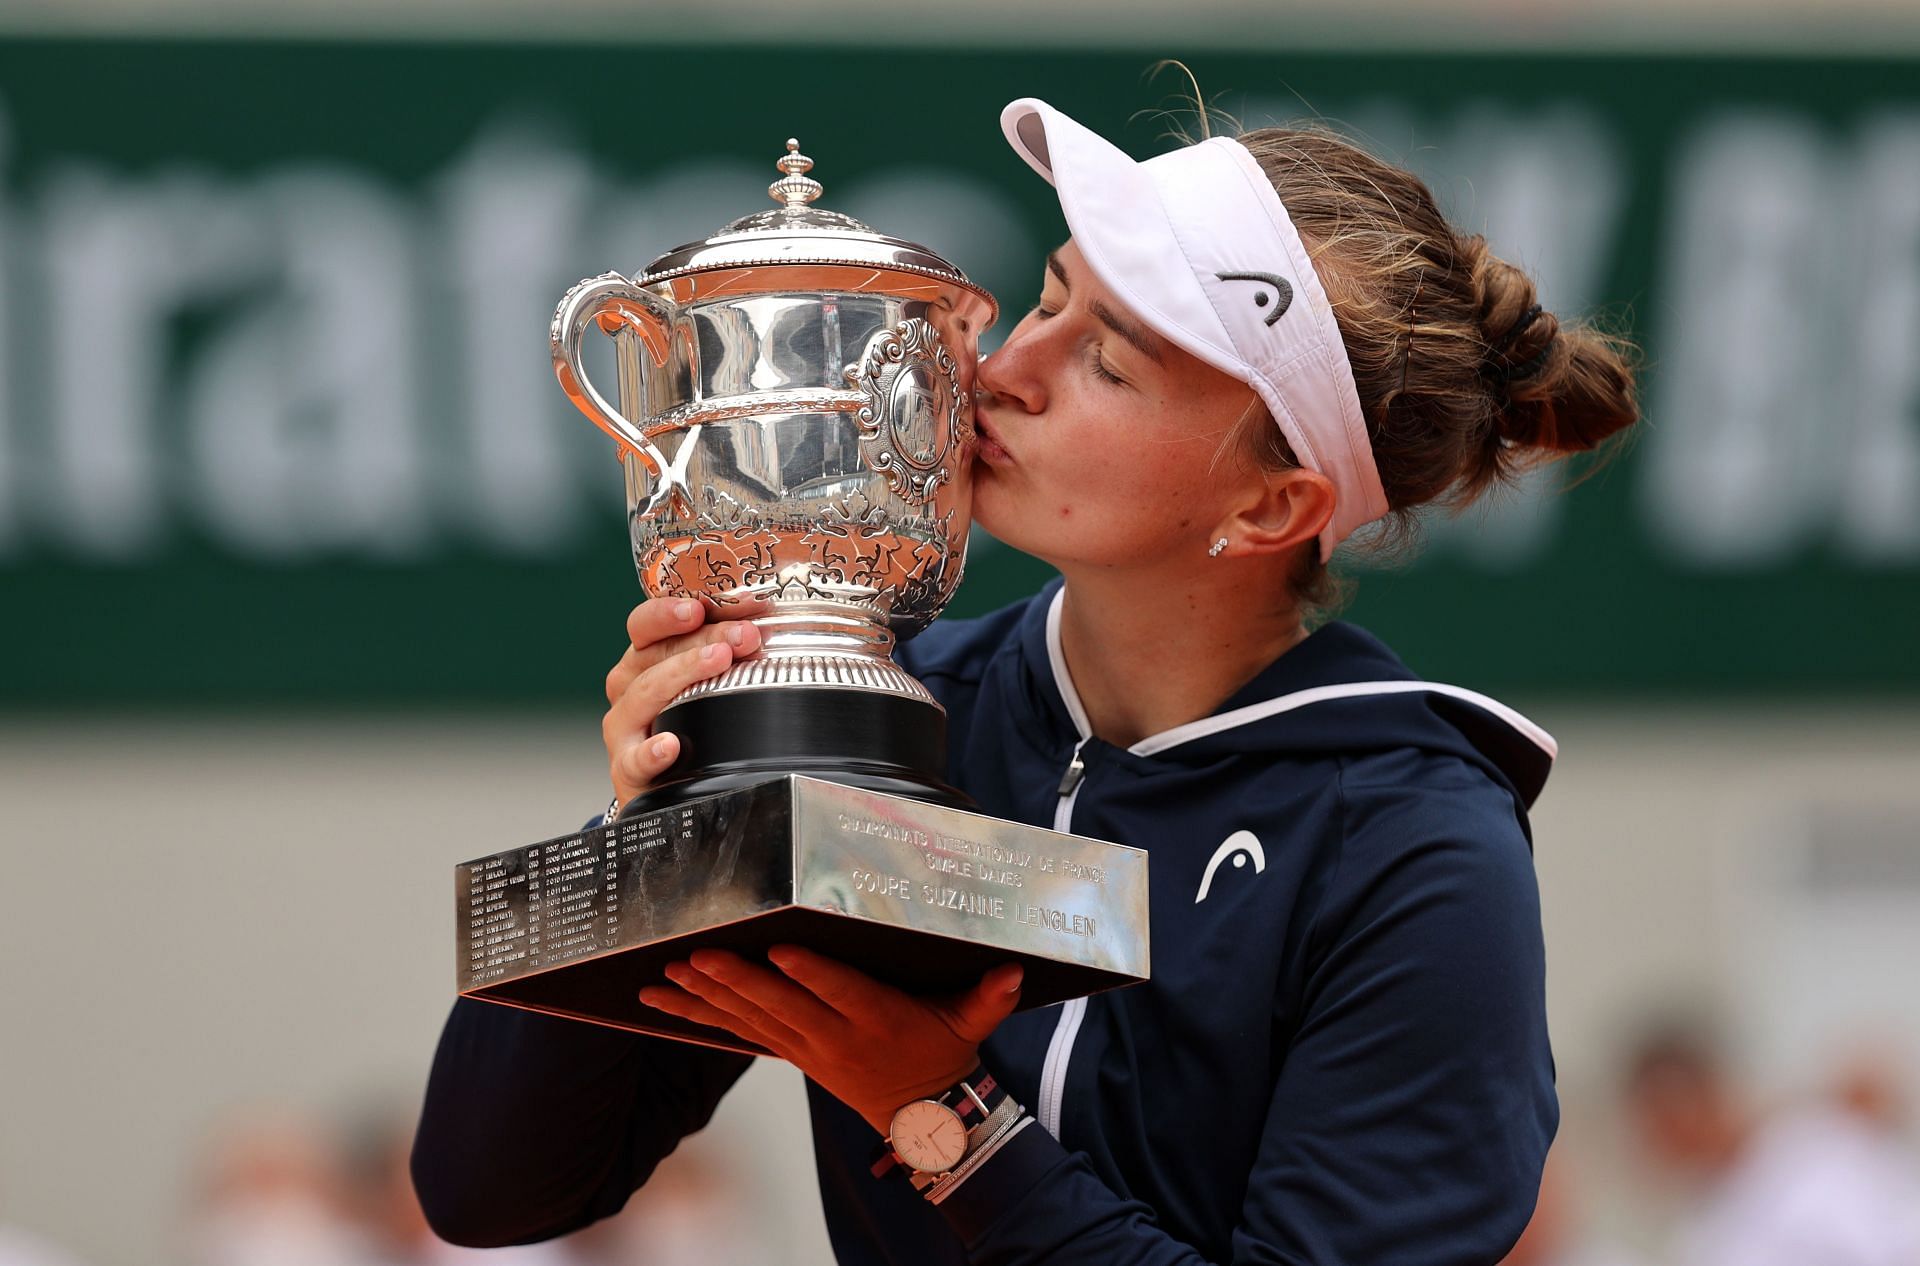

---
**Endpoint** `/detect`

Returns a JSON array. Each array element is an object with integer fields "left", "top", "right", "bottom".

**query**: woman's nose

[{"left": 975, "top": 326, "right": 1047, "bottom": 414}]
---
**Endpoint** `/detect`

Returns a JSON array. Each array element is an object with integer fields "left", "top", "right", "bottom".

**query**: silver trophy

[
  {"left": 452, "top": 141, "right": 1148, "bottom": 1054},
  {"left": 548, "top": 139, "right": 990, "bottom": 809}
]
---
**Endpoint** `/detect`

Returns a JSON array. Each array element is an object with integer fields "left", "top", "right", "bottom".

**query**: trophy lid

[{"left": 636, "top": 139, "right": 997, "bottom": 323}]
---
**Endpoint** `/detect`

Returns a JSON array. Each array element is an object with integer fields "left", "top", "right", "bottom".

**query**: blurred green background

[{"left": 2, "top": 40, "right": 1915, "bottom": 704}]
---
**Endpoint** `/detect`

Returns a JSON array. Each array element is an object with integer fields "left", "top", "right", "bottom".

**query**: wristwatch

[{"left": 873, "top": 1069, "right": 1017, "bottom": 1191}]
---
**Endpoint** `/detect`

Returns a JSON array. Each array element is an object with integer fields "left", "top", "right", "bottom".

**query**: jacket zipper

[{"left": 1037, "top": 739, "right": 1090, "bottom": 1139}]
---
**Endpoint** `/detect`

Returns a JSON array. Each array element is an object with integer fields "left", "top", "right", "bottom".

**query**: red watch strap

[{"left": 958, "top": 1073, "right": 998, "bottom": 1120}]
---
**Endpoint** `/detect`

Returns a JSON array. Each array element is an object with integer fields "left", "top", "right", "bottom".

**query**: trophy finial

[{"left": 769, "top": 138, "right": 824, "bottom": 208}]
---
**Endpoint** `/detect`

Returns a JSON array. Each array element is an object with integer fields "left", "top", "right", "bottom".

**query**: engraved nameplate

[
  {"left": 791, "top": 782, "right": 1147, "bottom": 973},
  {"left": 456, "top": 776, "right": 1149, "bottom": 1055}
]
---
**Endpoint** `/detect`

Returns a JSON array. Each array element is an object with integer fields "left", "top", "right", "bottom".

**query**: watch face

[{"left": 889, "top": 1099, "right": 968, "bottom": 1172}]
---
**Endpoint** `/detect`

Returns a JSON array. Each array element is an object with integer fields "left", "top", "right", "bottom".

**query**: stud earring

[{"left": 1208, "top": 538, "right": 1229, "bottom": 558}]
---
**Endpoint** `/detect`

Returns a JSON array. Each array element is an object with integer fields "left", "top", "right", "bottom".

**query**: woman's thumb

[{"left": 949, "top": 963, "right": 1024, "bottom": 1042}]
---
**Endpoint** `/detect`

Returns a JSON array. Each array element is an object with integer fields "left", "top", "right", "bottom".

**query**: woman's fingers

[
  {"left": 687, "top": 949, "right": 848, "bottom": 1039},
  {"left": 766, "top": 945, "right": 905, "bottom": 1028},
  {"left": 604, "top": 603, "right": 761, "bottom": 704},
  {"left": 606, "top": 597, "right": 700, "bottom": 703},
  {"left": 602, "top": 640, "right": 736, "bottom": 799},
  {"left": 660, "top": 958, "right": 812, "bottom": 1053},
  {"left": 608, "top": 639, "right": 734, "bottom": 729},
  {"left": 601, "top": 596, "right": 771, "bottom": 800},
  {"left": 626, "top": 596, "right": 704, "bottom": 651},
  {"left": 611, "top": 730, "right": 679, "bottom": 793},
  {"left": 637, "top": 982, "right": 789, "bottom": 1054}
]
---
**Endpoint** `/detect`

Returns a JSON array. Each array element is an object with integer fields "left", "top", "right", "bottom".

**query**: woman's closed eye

[
  {"left": 1026, "top": 300, "right": 1127, "bottom": 386},
  {"left": 1086, "top": 346, "right": 1125, "bottom": 386}
]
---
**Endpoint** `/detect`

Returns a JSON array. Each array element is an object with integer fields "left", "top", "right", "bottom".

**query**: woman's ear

[{"left": 1211, "top": 468, "right": 1335, "bottom": 557}]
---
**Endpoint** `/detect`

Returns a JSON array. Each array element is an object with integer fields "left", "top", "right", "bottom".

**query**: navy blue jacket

[{"left": 413, "top": 579, "right": 1558, "bottom": 1264}]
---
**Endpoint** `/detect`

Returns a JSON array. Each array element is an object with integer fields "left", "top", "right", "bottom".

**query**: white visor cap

[{"left": 1001, "top": 98, "right": 1389, "bottom": 562}]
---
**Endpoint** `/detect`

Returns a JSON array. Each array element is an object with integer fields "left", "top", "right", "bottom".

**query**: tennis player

[{"left": 413, "top": 96, "right": 1640, "bottom": 1264}]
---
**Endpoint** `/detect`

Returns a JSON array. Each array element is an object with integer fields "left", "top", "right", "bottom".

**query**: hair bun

[
  {"left": 1474, "top": 247, "right": 1638, "bottom": 455},
  {"left": 1233, "top": 123, "right": 1643, "bottom": 557}
]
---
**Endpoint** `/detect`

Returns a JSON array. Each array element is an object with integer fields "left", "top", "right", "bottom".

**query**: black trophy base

[
  {"left": 623, "top": 684, "right": 970, "bottom": 815},
  {"left": 458, "top": 776, "right": 1151, "bottom": 1057}
]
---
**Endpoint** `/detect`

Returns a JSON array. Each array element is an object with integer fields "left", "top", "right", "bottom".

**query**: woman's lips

[{"left": 973, "top": 412, "right": 1014, "bottom": 466}]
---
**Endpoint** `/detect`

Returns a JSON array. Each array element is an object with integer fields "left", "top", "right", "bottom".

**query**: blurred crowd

[
  {"left": 1503, "top": 1025, "right": 1920, "bottom": 1266},
  {"left": 0, "top": 1097, "right": 771, "bottom": 1266},
  {"left": 4, "top": 1025, "right": 1918, "bottom": 1266}
]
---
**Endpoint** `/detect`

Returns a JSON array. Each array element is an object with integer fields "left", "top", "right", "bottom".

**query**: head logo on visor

[
  {"left": 1000, "top": 98, "right": 1390, "bottom": 561},
  {"left": 1215, "top": 272, "right": 1294, "bottom": 325}
]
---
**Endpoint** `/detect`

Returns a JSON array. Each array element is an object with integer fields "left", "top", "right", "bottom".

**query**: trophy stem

[{"left": 751, "top": 610, "right": 895, "bottom": 658}]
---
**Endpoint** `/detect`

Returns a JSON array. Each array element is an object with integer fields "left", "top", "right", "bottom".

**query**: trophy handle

[{"left": 551, "top": 272, "right": 675, "bottom": 474}]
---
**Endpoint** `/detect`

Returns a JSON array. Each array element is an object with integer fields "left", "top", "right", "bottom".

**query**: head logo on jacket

[{"left": 1196, "top": 830, "right": 1267, "bottom": 903}]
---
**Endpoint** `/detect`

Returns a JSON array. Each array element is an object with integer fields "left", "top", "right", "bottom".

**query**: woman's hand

[
  {"left": 639, "top": 946, "right": 1024, "bottom": 1135},
  {"left": 603, "top": 598, "right": 763, "bottom": 805}
]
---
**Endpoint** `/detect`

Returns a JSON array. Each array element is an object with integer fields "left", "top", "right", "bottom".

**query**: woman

[{"left": 412, "top": 98, "right": 1639, "bottom": 1264}]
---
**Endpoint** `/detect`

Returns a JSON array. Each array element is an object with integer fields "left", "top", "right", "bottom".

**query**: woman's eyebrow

[
  {"left": 1044, "top": 249, "right": 1165, "bottom": 364},
  {"left": 1090, "top": 300, "right": 1165, "bottom": 365}
]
